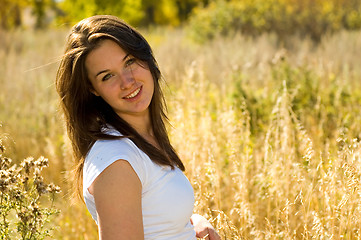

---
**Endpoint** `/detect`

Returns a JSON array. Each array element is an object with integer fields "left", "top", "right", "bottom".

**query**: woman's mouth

[{"left": 123, "top": 86, "right": 142, "bottom": 99}]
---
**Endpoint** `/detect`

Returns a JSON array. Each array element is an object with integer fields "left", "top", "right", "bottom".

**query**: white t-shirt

[{"left": 83, "top": 128, "right": 196, "bottom": 240}]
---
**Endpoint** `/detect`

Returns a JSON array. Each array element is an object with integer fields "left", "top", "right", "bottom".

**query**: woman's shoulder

[
  {"left": 86, "top": 129, "right": 136, "bottom": 164},
  {"left": 90, "top": 124, "right": 134, "bottom": 152},
  {"left": 83, "top": 126, "right": 148, "bottom": 190}
]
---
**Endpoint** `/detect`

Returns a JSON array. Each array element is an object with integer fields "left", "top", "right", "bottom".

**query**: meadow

[{"left": 0, "top": 27, "right": 361, "bottom": 239}]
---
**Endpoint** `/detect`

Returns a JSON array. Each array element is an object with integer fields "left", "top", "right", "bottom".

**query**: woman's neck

[{"left": 118, "top": 111, "right": 158, "bottom": 148}]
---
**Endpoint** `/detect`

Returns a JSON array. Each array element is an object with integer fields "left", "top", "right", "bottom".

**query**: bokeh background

[{"left": 1, "top": 0, "right": 361, "bottom": 239}]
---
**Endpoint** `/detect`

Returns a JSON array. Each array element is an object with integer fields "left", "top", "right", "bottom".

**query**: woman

[{"left": 56, "top": 15, "right": 220, "bottom": 240}]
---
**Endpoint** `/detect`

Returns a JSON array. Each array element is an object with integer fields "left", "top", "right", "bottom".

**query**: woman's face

[{"left": 85, "top": 39, "right": 154, "bottom": 121}]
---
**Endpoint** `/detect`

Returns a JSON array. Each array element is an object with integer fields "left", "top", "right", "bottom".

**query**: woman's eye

[
  {"left": 102, "top": 73, "right": 113, "bottom": 81},
  {"left": 125, "top": 58, "right": 136, "bottom": 68}
]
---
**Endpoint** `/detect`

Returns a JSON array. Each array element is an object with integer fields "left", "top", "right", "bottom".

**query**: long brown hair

[{"left": 56, "top": 15, "right": 184, "bottom": 196}]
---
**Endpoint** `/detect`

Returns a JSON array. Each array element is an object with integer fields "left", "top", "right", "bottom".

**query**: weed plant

[{"left": 0, "top": 137, "right": 60, "bottom": 239}]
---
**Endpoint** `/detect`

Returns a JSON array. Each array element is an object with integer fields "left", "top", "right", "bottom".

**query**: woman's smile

[{"left": 123, "top": 86, "right": 143, "bottom": 101}]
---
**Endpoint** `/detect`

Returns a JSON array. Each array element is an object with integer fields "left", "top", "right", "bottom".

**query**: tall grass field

[{"left": 1, "top": 28, "right": 361, "bottom": 239}]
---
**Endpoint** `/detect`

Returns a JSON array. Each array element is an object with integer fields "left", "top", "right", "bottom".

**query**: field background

[{"left": 1, "top": 0, "right": 361, "bottom": 239}]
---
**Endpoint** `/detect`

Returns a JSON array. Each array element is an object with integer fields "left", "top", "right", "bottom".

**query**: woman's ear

[
  {"left": 87, "top": 78, "right": 100, "bottom": 96},
  {"left": 88, "top": 84, "right": 100, "bottom": 96},
  {"left": 90, "top": 89, "right": 100, "bottom": 96}
]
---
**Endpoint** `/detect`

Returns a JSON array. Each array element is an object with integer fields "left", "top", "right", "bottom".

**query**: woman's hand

[{"left": 190, "top": 214, "right": 221, "bottom": 240}]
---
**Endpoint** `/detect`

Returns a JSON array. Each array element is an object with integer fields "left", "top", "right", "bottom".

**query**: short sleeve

[{"left": 83, "top": 138, "right": 147, "bottom": 195}]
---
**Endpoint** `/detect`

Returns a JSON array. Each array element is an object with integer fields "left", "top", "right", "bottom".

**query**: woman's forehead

[{"left": 87, "top": 40, "right": 127, "bottom": 62}]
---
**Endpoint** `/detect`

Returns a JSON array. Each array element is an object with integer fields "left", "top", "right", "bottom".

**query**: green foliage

[
  {"left": 57, "top": 0, "right": 201, "bottom": 26},
  {"left": 187, "top": 0, "right": 361, "bottom": 43},
  {"left": 186, "top": 1, "right": 234, "bottom": 42},
  {"left": 0, "top": 138, "right": 60, "bottom": 240},
  {"left": 58, "top": 0, "right": 144, "bottom": 26},
  {"left": 0, "top": 0, "right": 25, "bottom": 29},
  {"left": 231, "top": 54, "right": 361, "bottom": 146},
  {"left": 31, "top": 0, "right": 56, "bottom": 29},
  {"left": 58, "top": 0, "right": 100, "bottom": 25},
  {"left": 147, "top": 0, "right": 179, "bottom": 26},
  {"left": 0, "top": 0, "right": 58, "bottom": 29}
]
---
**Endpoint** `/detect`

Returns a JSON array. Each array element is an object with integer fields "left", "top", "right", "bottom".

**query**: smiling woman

[
  {"left": 85, "top": 39, "right": 155, "bottom": 127},
  {"left": 56, "top": 15, "right": 220, "bottom": 240}
]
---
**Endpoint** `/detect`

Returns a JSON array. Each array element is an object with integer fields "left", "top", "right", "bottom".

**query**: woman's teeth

[{"left": 124, "top": 87, "right": 141, "bottom": 99}]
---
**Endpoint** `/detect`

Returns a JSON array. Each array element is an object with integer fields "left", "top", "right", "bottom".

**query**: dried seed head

[
  {"left": 35, "top": 177, "right": 48, "bottom": 195},
  {"left": 47, "top": 183, "right": 61, "bottom": 193},
  {"left": 21, "top": 157, "right": 35, "bottom": 174},
  {"left": 1, "top": 156, "right": 12, "bottom": 170},
  {"left": 22, "top": 176, "right": 29, "bottom": 185},
  {"left": 0, "top": 178, "right": 8, "bottom": 192},
  {"left": 34, "top": 156, "right": 49, "bottom": 168}
]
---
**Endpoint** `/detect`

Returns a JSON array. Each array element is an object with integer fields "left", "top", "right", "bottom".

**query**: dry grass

[{"left": 1, "top": 27, "right": 361, "bottom": 239}]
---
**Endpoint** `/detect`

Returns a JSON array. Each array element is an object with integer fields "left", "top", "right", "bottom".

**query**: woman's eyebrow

[
  {"left": 123, "top": 53, "right": 130, "bottom": 61},
  {"left": 95, "top": 69, "right": 110, "bottom": 77}
]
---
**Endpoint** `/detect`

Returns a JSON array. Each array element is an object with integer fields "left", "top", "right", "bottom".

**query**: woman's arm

[
  {"left": 89, "top": 160, "right": 144, "bottom": 240},
  {"left": 191, "top": 214, "right": 221, "bottom": 240}
]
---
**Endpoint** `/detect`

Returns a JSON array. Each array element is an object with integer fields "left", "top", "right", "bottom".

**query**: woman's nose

[{"left": 119, "top": 71, "right": 135, "bottom": 90}]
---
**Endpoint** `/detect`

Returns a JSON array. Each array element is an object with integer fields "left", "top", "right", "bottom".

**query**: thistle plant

[{"left": 0, "top": 138, "right": 60, "bottom": 240}]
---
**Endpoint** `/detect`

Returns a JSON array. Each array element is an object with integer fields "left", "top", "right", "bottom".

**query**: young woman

[{"left": 56, "top": 15, "right": 221, "bottom": 240}]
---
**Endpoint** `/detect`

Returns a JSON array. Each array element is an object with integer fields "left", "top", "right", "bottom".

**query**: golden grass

[{"left": 1, "top": 28, "right": 361, "bottom": 239}]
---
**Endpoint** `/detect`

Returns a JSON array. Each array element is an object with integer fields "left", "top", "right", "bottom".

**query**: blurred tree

[
  {"left": 0, "top": 0, "right": 59, "bottom": 29},
  {"left": 58, "top": 0, "right": 98, "bottom": 25},
  {"left": 146, "top": 0, "right": 210, "bottom": 25},
  {"left": 175, "top": 0, "right": 202, "bottom": 22},
  {"left": 32, "top": 0, "right": 51, "bottom": 28},
  {"left": 141, "top": 0, "right": 179, "bottom": 25},
  {"left": 56, "top": 0, "right": 210, "bottom": 27},
  {"left": 59, "top": 0, "right": 143, "bottom": 26},
  {"left": 0, "top": 0, "right": 25, "bottom": 29},
  {"left": 97, "top": 0, "right": 144, "bottom": 25},
  {"left": 187, "top": 0, "right": 361, "bottom": 44}
]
